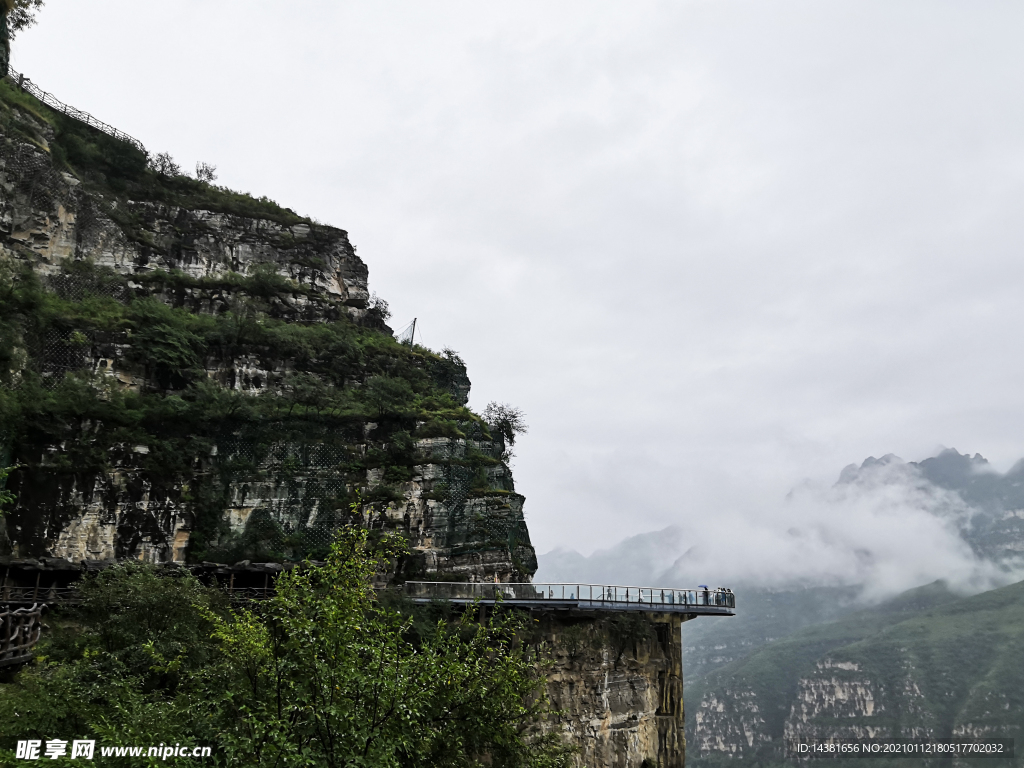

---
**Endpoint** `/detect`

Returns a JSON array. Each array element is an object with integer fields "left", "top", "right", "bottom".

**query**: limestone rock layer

[{"left": 0, "top": 78, "right": 534, "bottom": 582}]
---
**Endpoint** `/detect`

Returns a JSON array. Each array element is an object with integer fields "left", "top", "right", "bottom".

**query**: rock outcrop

[
  {"left": 0, "top": 75, "right": 535, "bottom": 583},
  {"left": 541, "top": 611, "right": 690, "bottom": 768}
]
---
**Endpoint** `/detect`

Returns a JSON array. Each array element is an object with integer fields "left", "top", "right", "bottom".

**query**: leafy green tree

[
  {"left": 209, "top": 529, "right": 568, "bottom": 767},
  {"left": 5, "top": 0, "right": 44, "bottom": 38},
  {"left": 483, "top": 402, "right": 528, "bottom": 447},
  {"left": 364, "top": 375, "right": 415, "bottom": 418},
  {"left": 0, "top": 564, "right": 226, "bottom": 759},
  {"left": 0, "top": 530, "right": 571, "bottom": 767}
]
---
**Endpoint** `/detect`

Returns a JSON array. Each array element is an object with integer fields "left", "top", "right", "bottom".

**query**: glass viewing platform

[{"left": 402, "top": 582, "right": 736, "bottom": 616}]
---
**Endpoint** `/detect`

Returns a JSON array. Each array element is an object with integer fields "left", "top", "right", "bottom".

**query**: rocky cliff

[
  {"left": 541, "top": 611, "right": 690, "bottom": 768},
  {"left": 838, "top": 450, "right": 1024, "bottom": 562},
  {"left": 0, "top": 75, "right": 535, "bottom": 582}
]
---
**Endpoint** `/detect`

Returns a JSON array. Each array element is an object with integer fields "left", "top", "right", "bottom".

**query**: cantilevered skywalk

[{"left": 403, "top": 582, "right": 736, "bottom": 617}]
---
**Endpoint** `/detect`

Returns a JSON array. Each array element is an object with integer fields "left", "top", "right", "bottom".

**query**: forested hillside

[{"left": 688, "top": 579, "right": 1024, "bottom": 767}]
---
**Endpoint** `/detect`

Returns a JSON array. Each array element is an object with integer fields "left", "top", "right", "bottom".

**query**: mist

[{"left": 537, "top": 453, "right": 1024, "bottom": 603}]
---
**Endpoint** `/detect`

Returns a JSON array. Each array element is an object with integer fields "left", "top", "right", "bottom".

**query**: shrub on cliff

[
  {"left": 0, "top": 529, "right": 571, "bottom": 767},
  {"left": 0, "top": 261, "right": 499, "bottom": 561},
  {"left": 0, "top": 464, "right": 16, "bottom": 511}
]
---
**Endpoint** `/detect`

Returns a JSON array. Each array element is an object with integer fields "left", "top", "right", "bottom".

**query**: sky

[{"left": 14, "top": 1, "right": 1024, "bottom": 563}]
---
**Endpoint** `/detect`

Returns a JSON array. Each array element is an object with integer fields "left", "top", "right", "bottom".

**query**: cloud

[
  {"left": 536, "top": 527, "right": 687, "bottom": 586},
  {"left": 17, "top": 1, "right": 1024, "bottom": 558},
  {"left": 539, "top": 455, "right": 1024, "bottom": 602}
]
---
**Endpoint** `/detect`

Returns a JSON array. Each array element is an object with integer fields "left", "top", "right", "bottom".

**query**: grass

[{"left": 0, "top": 78, "right": 306, "bottom": 226}]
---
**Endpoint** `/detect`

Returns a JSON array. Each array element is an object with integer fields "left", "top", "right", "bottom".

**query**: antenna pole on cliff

[{"left": 409, "top": 318, "right": 416, "bottom": 347}]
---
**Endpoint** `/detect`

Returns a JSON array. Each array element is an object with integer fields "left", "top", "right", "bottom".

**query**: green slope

[
  {"left": 683, "top": 584, "right": 865, "bottom": 682},
  {"left": 687, "top": 580, "right": 1024, "bottom": 767}
]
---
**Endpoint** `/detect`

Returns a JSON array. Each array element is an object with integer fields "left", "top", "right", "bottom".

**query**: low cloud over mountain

[{"left": 537, "top": 449, "right": 1024, "bottom": 602}]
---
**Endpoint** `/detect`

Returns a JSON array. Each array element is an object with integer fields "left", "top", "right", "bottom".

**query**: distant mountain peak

[
  {"left": 835, "top": 447, "right": 1024, "bottom": 563},
  {"left": 837, "top": 453, "right": 904, "bottom": 484}
]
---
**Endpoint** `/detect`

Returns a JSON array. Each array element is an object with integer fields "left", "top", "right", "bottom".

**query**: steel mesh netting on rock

[
  {"left": 438, "top": 441, "right": 529, "bottom": 556},
  {"left": 0, "top": 138, "right": 73, "bottom": 216},
  {"left": 216, "top": 439, "right": 355, "bottom": 475},
  {"left": 46, "top": 269, "right": 128, "bottom": 303},
  {"left": 33, "top": 275, "right": 127, "bottom": 387},
  {"left": 411, "top": 437, "right": 527, "bottom": 555},
  {"left": 210, "top": 437, "right": 527, "bottom": 560},
  {"left": 240, "top": 501, "right": 350, "bottom": 557},
  {"left": 40, "top": 328, "right": 91, "bottom": 384},
  {"left": 69, "top": 195, "right": 135, "bottom": 267},
  {"left": 0, "top": 101, "right": 137, "bottom": 268},
  {"left": 214, "top": 439, "right": 359, "bottom": 559},
  {"left": 456, "top": 508, "right": 526, "bottom": 555}
]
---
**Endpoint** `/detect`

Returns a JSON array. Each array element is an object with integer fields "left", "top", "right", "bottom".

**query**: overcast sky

[{"left": 15, "top": 1, "right": 1024, "bottom": 557}]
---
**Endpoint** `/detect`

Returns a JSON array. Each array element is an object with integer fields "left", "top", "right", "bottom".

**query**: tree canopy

[
  {"left": 484, "top": 402, "right": 528, "bottom": 447},
  {"left": 6, "top": 0, "right": 44, "bottom": 38},
  {"left": 0, "top": 528, "right": 570, "bottom": 767}
]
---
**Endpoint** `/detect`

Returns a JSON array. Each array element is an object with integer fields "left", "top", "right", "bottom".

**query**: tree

[
  {"left": 483, "top": 402, "right": 528, "bottom": 447},
  {"left": 195, "top": 161, "right": 218, "bottom": 183},
  {"left": 366, "top": 292, "right": 391, "bottom": 324},
  {"left": 6, "top": 0, "right": 44, "bottom": 38},
  {"left": 365, "top": 375, "right": 414, "bottom": 418},
  {"left": 0, "top": 529, "right": 571, "bottom": 767},
  {"left": 209, "top": 529, "right": 569, "bottom": 767},
  {"left": 149, "top": 151, "right": 182, "bottom": 177}
]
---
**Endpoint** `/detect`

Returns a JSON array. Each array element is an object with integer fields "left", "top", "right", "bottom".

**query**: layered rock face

[
  {"left": 540, "top": 611, "right": 690, "bottom": 768},
  {"left": 0, "top": 79, "right": 535, "bottom": 582}
]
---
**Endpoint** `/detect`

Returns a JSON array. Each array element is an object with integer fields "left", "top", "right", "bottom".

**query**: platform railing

[{"left": 403, "top": 582, "right": 736, "bottom": 610}]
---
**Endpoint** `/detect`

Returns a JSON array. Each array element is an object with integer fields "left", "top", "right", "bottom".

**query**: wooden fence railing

[{"left": 0, "top": 604, "right": 43, "bottom": 667}]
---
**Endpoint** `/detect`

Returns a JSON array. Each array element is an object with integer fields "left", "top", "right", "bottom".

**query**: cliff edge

[{"left": 0, "top": 75, "right": 536, "bottom": 582}]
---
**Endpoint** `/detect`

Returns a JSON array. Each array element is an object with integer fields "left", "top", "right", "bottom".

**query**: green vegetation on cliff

[
  {"left": 0, "top": 75, "right": 524, "bottom": 567},
  {"left": 0, "top": 257, "right": 501, "bottom": 562},
  {"left": 0, "top": 528, "right": 570, "bottom": 767},
  {"left": 0, "top": 77, "right": 302, "bottom": 225},
  {"left": 688, "top": 580, "right": 1024, "bottom": 768}
]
